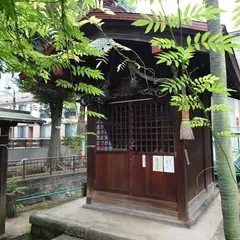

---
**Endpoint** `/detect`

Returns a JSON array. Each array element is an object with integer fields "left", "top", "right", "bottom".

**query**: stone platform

[{"left": 30, "top": 196, "right": 223, "bottom": 240}]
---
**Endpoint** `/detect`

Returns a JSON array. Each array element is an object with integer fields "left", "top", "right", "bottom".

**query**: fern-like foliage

[
  {"left": 190, "top": 117, "right": 210, "bottom": 128},
  {"left": 233, "top": 0, "right": 240, "bottom": 29},
  {"left": 71, "top": 66, "right": 104, "bottom": 80},
  {"left": 82, "top": 110, "right": 106, "bottom": 119},
  {"left": 132, "top": 3, "right": 224, "bottom": 33},
  {"left": 131, "top": 0, "right": 239, "bottom": 134}
]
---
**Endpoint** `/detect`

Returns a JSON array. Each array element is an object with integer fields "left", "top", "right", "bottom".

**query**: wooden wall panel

[
  {"left": 147, "top": 155, "right": 177, "bottom": 202},
  {"left": 107, "top": 153, "right": 129, "bottom": 192},
  {"left": 131, "top": 153, "right": 177, "bottom": 202},
  {"left": 186, "top": 101, "right": 213, "bottom": 202},
  {"left": 95, "top": 153, "right": 129, "bottom": 193},
  {"left": 95, "top": 153, "right": 108, "bottom": 189},
  {"left": 186, "top": 126, "right": 205, "bottom": 201},
  {"left": 130, "top": 154, "right": 147, "bottom": 196}
]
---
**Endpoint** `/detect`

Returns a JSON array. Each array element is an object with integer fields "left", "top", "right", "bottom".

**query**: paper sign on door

[
  {"left": 142, "top": 155, "right": 146, "bottom": 168},
  {"left": 164, "top": 156, "right": 175, "bottom": 173},
  {"left": 153, "top": 156, "right": 164, "bottom": 172}
]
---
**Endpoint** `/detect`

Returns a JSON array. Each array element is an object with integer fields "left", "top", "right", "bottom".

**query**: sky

[{"left": 136, "top": 0, "right": 240, "bottom": 32}]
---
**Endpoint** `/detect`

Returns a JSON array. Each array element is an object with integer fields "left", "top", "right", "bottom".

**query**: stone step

[{"left": 52, "top": 234, "right": 83, "bottom": 240}]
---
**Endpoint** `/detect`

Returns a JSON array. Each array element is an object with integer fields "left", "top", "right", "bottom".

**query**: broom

[
  {"left": 171, "top": 66, "right": 194, "bottom": 140},
  {"left": 180, "top": 100, "right": 194, "bottom": 140}
]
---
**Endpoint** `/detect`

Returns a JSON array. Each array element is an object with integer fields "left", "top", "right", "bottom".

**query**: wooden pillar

[
  {"left": 202, "top": 94, "right": 214, "bottom": 187},
  {"left": 86, "top": 114, "right": 96, "bottom": 204},
  {"left": 0, "top": 125, "right": 9, "bottom": 239},
  {"left": 174, "top": 110, "right": 189, "bottom": 221}
]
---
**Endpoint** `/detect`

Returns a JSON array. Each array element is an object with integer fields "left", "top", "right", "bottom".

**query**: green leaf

[
  {"left": 187, "top": 36, "right": 191, "bottom": 46},
  {"left": 184, "top": 3, "right": 191, "bottom": 17},
  {"left": 225, "top": 46, "right": 233, "bottom": 54},
  {"left": 186, "top": 17, "right": 192, "bottom": 25},
  {"left": 140, "top": 13, "right": 153, "bottom": 22},
  {"left": 202, "top": 42, "right": 210, "bottom": 50},
  {"left": 151, "top": 9, "right": 159, "bottom": 21},
  {"left": 160, "top": 22, "right": 166, "bottom": 32},
  {"left": 159, "top": 11, "right": 165, "bottom": 21},
  {"left": 195, "top": 43, "right": 200, "bottom": 50},
  {"left": 154, "top": 22, "right": 160, "bottom": 32},
  {"left": 145, "top": 22, "right": 154, "bottom": 33},
  {"left": 232, "top": 12, "right": 240, "bottom": 21},
  {"left": 234, "top": 19, "right": 240, "bottom": 29},
  {"left": 201, "top": 32, "right": 211, "bottom": 42},
  {"left": 233, "top": 5, "right": 240, "bottom": 12},
  {"left": 132, "top": 19, "right": 149, "bottom": 27},
  {"left": 194, "top": 32, "right": 201, "bottom": 44},
  {"left": 190, "top": 3, "right": 198, "bottom": 15}
]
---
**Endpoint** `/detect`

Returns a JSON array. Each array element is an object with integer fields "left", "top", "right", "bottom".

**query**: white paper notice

[
  {"left": 164, "top": 156, "right": 175, "bottom": 173},
  {"left": 153, "top": 156, "right": 163, "bottom": 172},
  {"left": 142, "top": 155, "right": 146, "bottom": 168}
]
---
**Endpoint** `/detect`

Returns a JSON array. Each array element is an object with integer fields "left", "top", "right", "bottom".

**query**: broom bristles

[{"left": 180, "top": 118, "right": 194, "bottom": 140}]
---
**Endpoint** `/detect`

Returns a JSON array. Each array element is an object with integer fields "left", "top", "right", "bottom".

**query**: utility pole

[
  {"left": 4, "top": 86, "right": 15, "bottom": 110},
  {"left": 4, "top": 87, "right": 16, "bottom": 139}
]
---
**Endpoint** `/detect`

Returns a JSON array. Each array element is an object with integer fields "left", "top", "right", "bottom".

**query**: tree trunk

[
  {"left": 207, "top": 0, "right": 240, "bottom": 239},
  {"left": 47, "top": 101, "right": 63, "bottom": 169}
]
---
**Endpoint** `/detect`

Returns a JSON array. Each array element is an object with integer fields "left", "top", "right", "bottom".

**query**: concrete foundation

[
  {"left": 30, "top": 195, "right": 223, "bottom": 240},
  {"left": 0, "top": 234, "right": 6, "bottom": 240}
]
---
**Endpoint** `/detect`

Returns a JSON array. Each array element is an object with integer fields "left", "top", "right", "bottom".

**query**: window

[
  {"left": 18, "top": 126, "right": 26, "bottom": 138},
  {"left": 65, "top": 124, "right": 77, "bottom": 137},
  {"left": 19, "top": 104, "right": 27, "bottom": 111},
  {"left": 40, "top": 124, "right": 51, "bottom": 138},
  {"left": 64, "top": 108, "right": 77, "bottom": 118},
  {"left": 40, "top": 112, "right": 49, "bottom": 118}
]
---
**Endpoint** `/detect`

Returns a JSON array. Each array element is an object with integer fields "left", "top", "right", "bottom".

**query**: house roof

[
  {"left": 0, "top": 108, "right": 45, "bottom": 126},
  {"left": 88, "top": 12, "right": 219, "bottom": 32}
]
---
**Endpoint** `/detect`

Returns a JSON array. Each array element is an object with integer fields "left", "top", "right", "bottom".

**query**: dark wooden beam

[
  {"left": 0, "top": 125, "right": 9, "bottom": 239},
  {"left": 86, "top": 112, "right": 96, "bottom": 204},
  {"left": 174, "top": 110, "right": 189, "bottom": 221}
]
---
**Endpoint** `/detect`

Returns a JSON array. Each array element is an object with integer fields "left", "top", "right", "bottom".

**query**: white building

[{"left": 0, "top": 74, "right": 81, "bottom": 139}]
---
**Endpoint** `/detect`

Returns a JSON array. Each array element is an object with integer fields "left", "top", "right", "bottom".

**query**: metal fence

[
  {"left": 8, "top": 155, "right": 87, "bottom": 179},
  {"left": 8, "top": 138, "right": 65, "bottom": 149}
]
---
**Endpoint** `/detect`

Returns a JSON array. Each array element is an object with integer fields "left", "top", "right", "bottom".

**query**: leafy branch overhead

[
  {"left": 131, "top": 0, "right": 237, "bottom": 130},
  {"left": 132, "top": 3, "right": 224, "bottom": 33}
]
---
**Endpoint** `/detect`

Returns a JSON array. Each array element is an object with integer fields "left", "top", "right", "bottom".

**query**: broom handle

[{"left": 182, "top": 107, "right": 189, "bottom": 120}]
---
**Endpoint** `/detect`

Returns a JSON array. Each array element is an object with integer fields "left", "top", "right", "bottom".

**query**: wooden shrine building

[
  {"left": 80, "top": 3, "right": 240, "bottom": 226},
  {"left": 0, "top": 109, "right": 44, "bottom": 239}
]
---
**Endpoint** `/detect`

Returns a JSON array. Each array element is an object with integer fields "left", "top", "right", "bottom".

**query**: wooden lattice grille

[
  {"left": 96, "top": 104, "right": 129, "bottom": 151},
  {"left": 96, "top": 100, "right": 174, "bottom": 153}
]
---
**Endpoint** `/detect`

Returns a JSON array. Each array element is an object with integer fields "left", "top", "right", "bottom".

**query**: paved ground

[
  {"left": 212, "top": 221, "right": 224, "bottom": 240},
  {"left": 30, "top": 195, "right": 223, "bottom": 240},
  {"left": 5, "top": 210, "right": 36, "bottom": 239}
]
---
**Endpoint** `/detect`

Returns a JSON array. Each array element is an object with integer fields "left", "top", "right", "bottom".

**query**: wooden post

[
  {"left": 174, "top": 110, "right": 189, "bottom": 221},
  {"left": 86, "top": 113, "right": 96, "bottom": 204},
  {"left": 73, "top": 156, "right": 76, "bottom": 173},
  {"left": 22, "top": 159, "right": 26, "bottom": 180},
  {"left": 0, "top": 125, "right": 9, "bottom": 239},
  {"left": 50, "top": 157, "right": 53, "bottom": 176}
]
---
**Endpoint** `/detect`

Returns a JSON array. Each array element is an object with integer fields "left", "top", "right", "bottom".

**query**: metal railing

[
  {"left": 8, "top": 155, "right": 87, "bottom": 179},
  {"left": 8, "top": 138, "right": 66, "bottom": 149}
]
